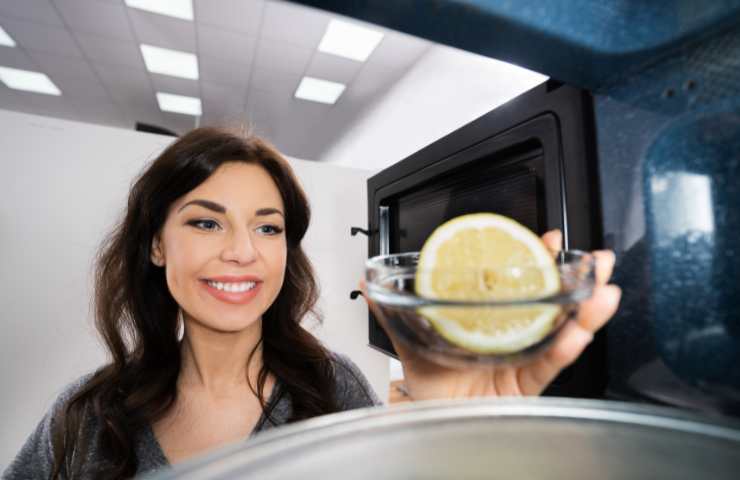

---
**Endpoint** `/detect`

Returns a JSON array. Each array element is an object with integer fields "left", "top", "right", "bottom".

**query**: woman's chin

[{"left": 187, "top": 315, "right": 262, "bottom": 336}]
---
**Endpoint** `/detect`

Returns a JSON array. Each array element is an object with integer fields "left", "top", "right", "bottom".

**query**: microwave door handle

[
  {"left": 379, "top": 205, "right": 390, "bottom": 256},
  {"left": 350, "top": 227, "right": 370, "bottom": 237}
]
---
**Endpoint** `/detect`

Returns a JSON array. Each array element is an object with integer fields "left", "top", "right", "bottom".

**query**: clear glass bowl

[{"left": 365, "top": 250, "right": 596, "bottom": 368}]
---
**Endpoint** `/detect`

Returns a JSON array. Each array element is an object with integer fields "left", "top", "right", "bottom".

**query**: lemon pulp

[{"left": 415, "top": 213, "right": 561, "bottom": 354}]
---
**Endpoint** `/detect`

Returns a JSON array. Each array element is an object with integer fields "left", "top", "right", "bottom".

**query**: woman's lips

[{"left": 201, "top": 280, "right": 262, "bottom": 305}]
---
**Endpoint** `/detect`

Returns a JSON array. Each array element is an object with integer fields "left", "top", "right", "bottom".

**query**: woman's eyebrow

[
  {"left": 256, "top": 207, "right": 284, "bottom": 217},
  {"left": 178, "top": 199, "right": 226, "bottom": 214},
  {"left": 178, "top": 201, "right": 283, "bottom": 218}
]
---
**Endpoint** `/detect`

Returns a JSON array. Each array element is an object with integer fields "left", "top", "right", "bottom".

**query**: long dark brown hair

[{"left": 49, "top": 127, "right": 339, "bottom": 478}]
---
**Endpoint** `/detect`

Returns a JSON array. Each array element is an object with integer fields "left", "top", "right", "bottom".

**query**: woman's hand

[{"left": 362, "top": 230, "right": 621, "bottom": 401}]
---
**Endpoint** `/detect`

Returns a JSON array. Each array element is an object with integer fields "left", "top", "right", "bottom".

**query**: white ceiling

[{"left": 0, "top": 0, "right": 431, "bottom": 159}]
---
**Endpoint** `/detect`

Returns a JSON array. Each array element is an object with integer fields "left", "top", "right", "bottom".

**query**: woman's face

[{"left": 151, "top": 162, "right": 287, "bottom": 333}]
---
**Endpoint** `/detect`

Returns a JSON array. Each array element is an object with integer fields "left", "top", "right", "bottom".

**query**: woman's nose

[{"left": 221, "top": 229, "right": 257, "bottom": 264}]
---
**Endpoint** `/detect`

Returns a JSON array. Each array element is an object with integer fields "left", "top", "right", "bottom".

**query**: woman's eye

[
  {"left": 258, "top": 225, "right": 284, "bottom": 235},
  {"left": 188, "top": 219, "right": 221, "bottom": 231}
]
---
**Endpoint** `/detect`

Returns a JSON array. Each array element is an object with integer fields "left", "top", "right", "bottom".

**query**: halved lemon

[{"left": 415, "top": 213, "right": 561, "bottom": 354}]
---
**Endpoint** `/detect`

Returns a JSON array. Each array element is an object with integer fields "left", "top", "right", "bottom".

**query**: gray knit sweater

[{"left": 2, "top": 353, "right": 382, "bottom": 479}]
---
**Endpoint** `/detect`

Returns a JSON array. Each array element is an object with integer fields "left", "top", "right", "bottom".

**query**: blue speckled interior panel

[{"left": 595, "top": 24, "right": 740, "bottom": 410}]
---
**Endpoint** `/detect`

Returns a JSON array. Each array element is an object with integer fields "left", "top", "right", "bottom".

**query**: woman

[{"left": 3, "top": 128, "right": 620, "bottom": 479}]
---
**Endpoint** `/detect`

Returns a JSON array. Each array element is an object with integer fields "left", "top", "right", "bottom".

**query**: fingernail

[
  {"left": 574, "top": 328, "right": 594, "bottom": 349},
  {"left": 595, "top": 250, "right": 616, "bottom": 263},
  {"left": 604, "top": 285, "right": 622, "bottom": 305},
  {"left": 612, "top": 285, "right": 622, "bottom": 302}
]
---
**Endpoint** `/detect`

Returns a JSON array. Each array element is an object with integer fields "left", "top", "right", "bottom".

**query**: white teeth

[{"left": 207, "top": 281, "right": 256, "bottom": 293}]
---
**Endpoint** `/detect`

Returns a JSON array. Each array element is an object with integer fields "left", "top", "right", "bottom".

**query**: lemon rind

[{"left": 420, "top": 304, "right": 560, "bottom": 354}]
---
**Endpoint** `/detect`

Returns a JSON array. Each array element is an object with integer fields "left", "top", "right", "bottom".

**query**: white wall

[
  {"left": 284, "top": 156, "right": 388, "bottom": 402},
  {"left": 321, "top": 44, "right": 548, "bottom": 170},
  {"left": 0, "top": 109, "right": 386, "bottom": 470}
]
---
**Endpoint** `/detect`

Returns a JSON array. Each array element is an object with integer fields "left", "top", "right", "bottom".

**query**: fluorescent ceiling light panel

[
  {"left": 0, "top": 25, "right": 16, "bottom": 47},
  {"left": 156, "top": 92, "right": 202, "bottom": 115},
  {"left": 140, "top": 44, "right": 198, "bottom": 79},
  {"left": 295, "top": 76, "right": 346, "bottom": 104},
  {"left": 0, "top": 66, "right": 61, "bottom": 95},
  {"left": 318, "top": 19, "right": 384, "bottom": 61},
  {"left": 125, "top": 0, "right": 193, "bottom": 21}
]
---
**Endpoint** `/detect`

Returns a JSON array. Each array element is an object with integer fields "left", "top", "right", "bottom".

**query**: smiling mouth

[
  {"left": 204, "top": 280, "right": 258, "bottom": 293},
  {"left": 201, "top": 279, "right": 262, "bottom": 305}
]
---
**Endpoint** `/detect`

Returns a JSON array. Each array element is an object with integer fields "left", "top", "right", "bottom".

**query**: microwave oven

[{"left": 296, "top": 0, "right": 740, "bottom": 415}]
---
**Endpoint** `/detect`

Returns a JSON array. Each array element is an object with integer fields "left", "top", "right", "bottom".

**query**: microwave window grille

[{"left": 393, "top": 162, "right": 544, "bottom": 254}]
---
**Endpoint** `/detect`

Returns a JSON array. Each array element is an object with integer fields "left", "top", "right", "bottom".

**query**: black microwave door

[
  {"left": 366, "top": 83, "right": 604, "bottom": 398},
  {"left": 368, "top": 114, "right": 561, "bottom": 353}
]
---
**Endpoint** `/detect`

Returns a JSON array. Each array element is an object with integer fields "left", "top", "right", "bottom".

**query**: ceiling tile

[
  {"left": 118, "top": 99, "right": 164, "bottom": 127},
  {"left": 198, "top": 55, "right": 250, "bottom": 88},
  {"left": 0, "top": 45, "right": 37, "bottom": 70},
  {"left": 246, "top": 85, "right": 330, "bottom": 149},
  {"left": 71, "top": 97, "right": 125, "bottom": 127},
  {"left": 93, "top": 62, "right": 154, "bottom": 105},
  {"left": 108, "top": 84, "right": 156, "bottom": 109},
  {"left": 292, "top": 105, "right": 359, "bottom": 159},
  {"left": 250, "top": 68, "right": 298, "bottom": 98},
  {"left": 93, "top": 61, "right": 148, "bottom": 86},
  {"left": 54, "top": 0, "right": 134, "bottom": 42},
  {"left": 194, "top": 0, "right": 263, "bottom": 35},
  {"left": 1, "top": 17, "right": 83, "bottom": 57},
  {"left": 202, "top": 80, "right": 247, "bottom": 107},
  {"left": 245, "top": 87, "right": 289, "bottom": 127},
  {"left": 254, "top": 39, "right": 313, "bottom": 76},
  {"left": 270, "top": 102, "right": 333, "bottom": 159},
  {"left": 162, "top": 111, "right": 198, "bottom": 133},
  {"left": 277, "top": 96, "right": 332, "bottom": 130},
  {"left": 55, "top": 73, "right": 110, "bottom": 99},
  {"left": 26, "top": 48, "right": 90, "bottom": 77},
  {"left": 0, "top": 0, "right": 64, "bottom": 27},
  {"left": 75, "top": 31, "right": 143, "bottom": 68},
  {"left": 128, "top": 8, "right": 196, "bottom": 52},
  {"left": 200, "top": 112, "right": 249, "bottom": 130},
  {"left": 48, "top": 73, "right": 109, "bottom": 100},
  {"left": 262, "top": 0, "right": 328, "bottom": 48},
  {"left": 305, "top": 51, "right": 363, "bottom": 85},
  {"left": 0, "top": 85, "right": 36, "bottom": 111},
  {"left": 201, "top": 81, "right": 246, "bottom": 123},
  {"left": 151, "top": 73, "right": 199, "bottom": 97},
  {"left": 243, "top": 98, "right": 278, "bottom": 141},
  {"left": 27, "top": 91, "right": 80, "bottom": 119},
  {"left": 197, "top": 24, "right": 256, "bottom": 65}
]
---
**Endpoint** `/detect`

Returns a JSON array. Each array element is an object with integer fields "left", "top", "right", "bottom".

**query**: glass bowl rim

[{"left": 365, "top": 249, "right": 595, "bottom": 307}]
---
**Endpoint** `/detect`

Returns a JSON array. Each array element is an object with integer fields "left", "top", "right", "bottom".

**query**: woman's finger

[
  {"left": 576, "top": 284, "right": 621, "bottom": 332},
  {"left": 515, "top": 282, "right": 621, "bottom": 395},
  {"left": 516, "top": 320, "right": 594, "bottom": 395},
  {"left": 541, "top": 229, "right": 562, "bottom": 255},
  {"left": 592, "top": 250, "right": 616, "bottom": 286}
]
